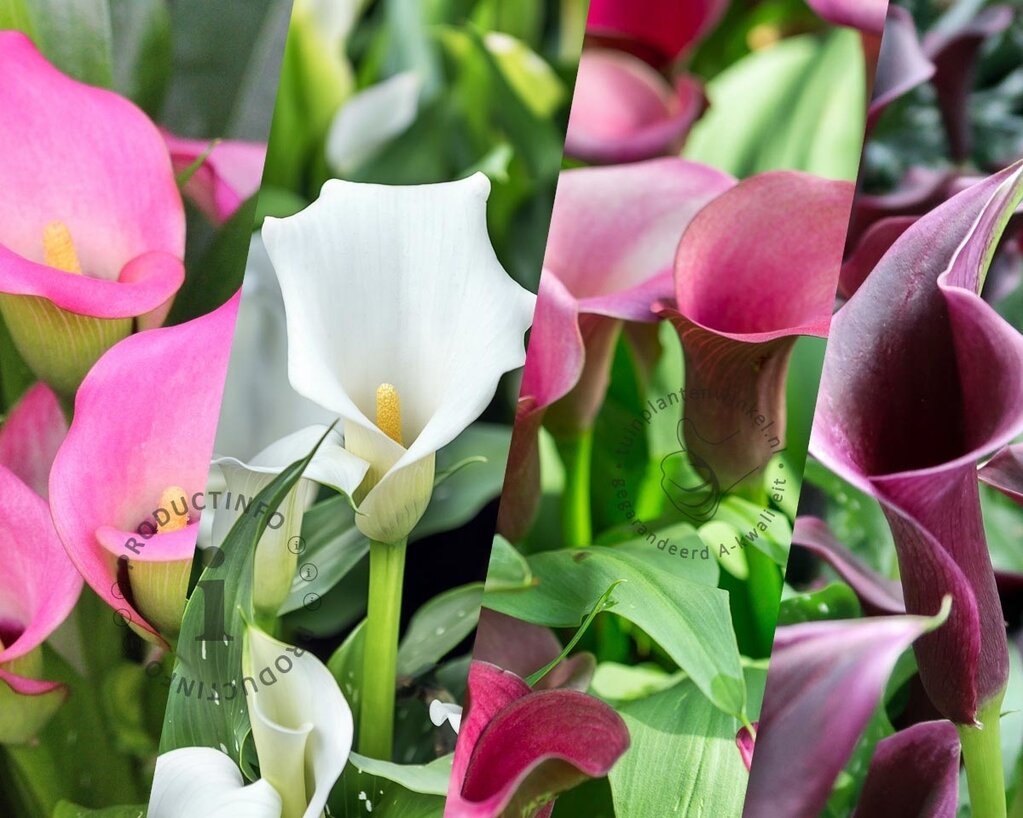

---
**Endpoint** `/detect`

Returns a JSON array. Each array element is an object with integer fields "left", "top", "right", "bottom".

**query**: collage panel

[
  {"left": 150, "top": 2, "right": 585, "bottom": 818},
  {"left": 455, "top": 1, "right": 876, "bottom": 816},
  {"left": 0, "top": 1, "right": 287, "bottom": 815},
  {"left": 743, "top": 2, "right": 1023, "bottom": 817}
]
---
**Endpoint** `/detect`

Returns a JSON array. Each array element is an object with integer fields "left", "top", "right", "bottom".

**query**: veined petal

[
  {"left": 744, "top": 606, "right": 949, "bottom": 818},
  {"left": 244, "top": 627, "right": 353, "bottom": 818},
  {"left": 149, "top": 747, "right": 283, "bottom": 818},
  {"left": 163, "top": 131, "right": 267, "bottom": 224},
  {"left": 0, "top": 382, "right": 67, "bottom": 498},
  {"left": 565, "top": 50, "right": 704, "bottom": 165},
  {"left": 49, "top": 294, "right": 240, "bottom": 645},
  {"left": 852, "top": 721, "right": 960, "bottom": 818}
]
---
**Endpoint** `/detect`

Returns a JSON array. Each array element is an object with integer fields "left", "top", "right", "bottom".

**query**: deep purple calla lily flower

[
  {"left": 869, "top": 6, "right": 935, "bottom": 131},
  {"left": 811, "top": 163, "right": 1023, "bottom": 725},
  {"left": 743, "top": 606, "right": 948, "bottom": 818},
  {"left": 656, "top": 172, "right": 853, "bottom": 493},
  {"left": 851, "top": 720, "right": 960, "bottom": 818},
  {"left": 981, "top": 443, "right": 1023, "bottom": 503},
  {"left": 445, "top": 661, "right": 629, "bottom": 818}
]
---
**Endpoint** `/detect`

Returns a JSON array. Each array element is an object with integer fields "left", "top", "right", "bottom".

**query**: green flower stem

[
  {"left": 959, "top": 694, "right": 1007, "bottom": 818},
  {"left": 2, "top": 743, "right": 59, "bottom": 818},
  {"left": 358, "top": 538, "right": 407, "bottom": 760},
  {"left": 555, "top": 428, "right": 593, "bottom": 548}
]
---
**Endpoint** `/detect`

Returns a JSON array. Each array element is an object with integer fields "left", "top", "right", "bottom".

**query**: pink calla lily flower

[
  {"left": 565, "top": 50, "right": 704, "bottom": 165},
  {"left": 445, "top": 661, "right": 629, "bottom": 818},
  {"left": 811, "top": 163, "right": 1023, "bottom": 725},
  {"left": 743, "top": 604, "right": 949, "bottom": 818},
  {"left": 0, "top": 382, "right": 67, "bottom": 498},
  {"left": 0, "top": 32, "right": 185, "bottom": 396},
  {"left": 806, "top": 0, "right": 887, "bottom": 35},
  {"left": 163, "top": 131, "right": 267, "bottom": 225},
  {"left": 0, "top": 466, "right": 83, "bottom": 743},
  {"left": 656, "top": 172, "right": 853, "bottom": 492},
  {"left": 498, "top": 159, "right": 733, "bottom": 538},
  {"left": 852, "top": 721, "right": 961, "bottom": 818},
  {"left": 49, "top": 293, "right": 240, "bottom": 646},
  {"left": 585, "top": 0, "right": 726, "bottom": 65}
]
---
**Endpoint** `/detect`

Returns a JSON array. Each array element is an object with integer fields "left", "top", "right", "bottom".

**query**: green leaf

[
  {"left": 159, "top": 426, "right": 332, "bottom": 763},
  {"left": 396, "top": 584, "right": 483, "bottom": 678},
  {"left": 53, "top": 804, "right": 147, "bottom": 818},
  {"left": 485, "top": 547, "right": 746, "bottom": 716},
  {"left": 109, "top": 0, "right": 171, "bottom": 115},
  {"left": 483, "top": 535, "right": 534, "bottom": 592},
  {"left": 685, "top": 31, "right": 866, "bottom": 180},
  {"left": 327, "top": 619, "right": 367, "bottom": 727},
  {"left": 0, "top": 0, "right": 33, "bottom": 33},
  {"left": 777, "top": 582, "right": 862, "bottom": 626},
  {"left": 607, "top": 678, "right": 750, "bottom": 818},
  {"left": 23, "top": 0, "right": 114, "bottom": 87},
  {"left": 590, "top": 662, "right": 683, "bottom": 703},
  {"left": 347, "top": 753, "right": 452, "bottom": 796}
]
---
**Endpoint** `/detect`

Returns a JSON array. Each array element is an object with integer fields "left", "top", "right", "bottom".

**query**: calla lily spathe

[
  {"left": 49, "top": 293, "right": 240, "bottom": 645},
  {"left": 0, "top": 32, "right": 185, "bottom": 397},
  {"left": 0, "top": 466, "right": 82, "bottom": 744},
  {"left": 213, "top": 426, "right": 368, "bottom": 616},
  {"left": 263, "top": 173, "right": 535, "bottom": 544},
  {"left": 149, "top": 748, "right": 284, "bottom": 818},
  {"left": 585, "top": 0, "right": 726, "bottom": 65},
  {"left": 0, "top": 382, "right": 67, "bottom": 499}
]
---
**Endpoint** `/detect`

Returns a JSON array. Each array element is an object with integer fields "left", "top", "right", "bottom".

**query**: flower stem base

[{"left": 959, "top": 693, "right": 1007, "bottom": 818}]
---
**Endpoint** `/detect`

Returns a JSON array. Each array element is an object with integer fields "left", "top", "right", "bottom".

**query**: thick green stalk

[
  {"left": 556, "top": 428, "right": 593, "bottom": 548},
  {"left": 3, "top": 744, "right": 59, "bottom": 818},
  {"left": 358, "top": 538, "right": 407, "bottom": 760},
  {"left": 959, "top": 694, "right": 1007, "bottom": 818}
]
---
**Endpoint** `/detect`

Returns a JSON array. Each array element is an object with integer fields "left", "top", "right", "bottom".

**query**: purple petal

[
  {"left": 744, "top": 610, "right": 947, "bottom": 818},
  {"left": 840, "top": 216, "right": 916, "bottom": 298},
  {"left": 806, "top": 0, "right": 887, "bottom": 35},
  {"left": 851, "top": 720, "right": 960, "bottom": 818},
  {"left": 793, "top": 517, "right": 906, "bottom": 615},
  {"left": 980, "top": 443, "right": 1023, "bottom": 503},
  {"left": 869, "top": 7, "right": 935, "bottom": 131}
]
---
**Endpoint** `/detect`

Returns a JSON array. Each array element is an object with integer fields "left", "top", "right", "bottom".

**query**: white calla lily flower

[
  {"left": 244, "top": 626, "right": 353, "bottom": 818},
  {"left": 212, "top": 425, "right": 369, "bottom": 616},
  {"left": 148, "top": 747, "right": 283, "bottom": 818},
  {"left": 262, "top": 172, "right": 536, "bottom": 544}
]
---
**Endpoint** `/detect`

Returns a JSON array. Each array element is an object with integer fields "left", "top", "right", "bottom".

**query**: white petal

[
  {"left": 297, "top": 0, "right": 364, "bottom": 53},
  {"left": 216, "top": 236, "right": 338, "bottom": 461},
  {"left": 428, "top": 700, "right": 462, "bottom": 734},
  {"left": 263, "top": 175, "right": 536, "bottom": 539},
  {"left": 148, "top": 747, "right": 283, "bottom": 818},
  {"left": 244, "top": 626, "right": 354, "bottom": 818},
  {"left": 326, "top": 72, "right": 422, "bottom": 174}
]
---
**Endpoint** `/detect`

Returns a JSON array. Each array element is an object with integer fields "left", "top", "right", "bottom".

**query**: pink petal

[
  {"left": 447, "top": 662, "right": 629, "bottom": 818},
  {"left": 0, "top": 383, "right": 67, "bottom": 498},
  {"left": 793, "top": 517, "right": 905, "bottom": 615},
  {"left": 163, "top": 131, "right": 267, "bottom": 224},
  {"left": 49, "top": 293, "right": 240, "bottom": 643},
  {"left": 565, "top": 50, "right": 704, "bottom": 165},
  {"left": 660, "top": 172, "right": 853, "bottom": 489},
  {"left": 812, "top": 164, "right": 1023, "bottom": 723},
  {"left": 745, "top": 612, "right": 944, "bottom": 818},
  {"left": 0, "top": 32, "right": 184, "bottom": 323},
  {"left": 736, "top": 722, "right": 757, "bottom": 771},
  {"left": 806, "top": 0, "right": 887, "bottom": 34},
  {"left": 0, "top": 466, "right": 82, "bottom": 666},
  {"left": 851, "top": 720, "right": 960, "bottom": 818},
  {"left": 585, "top": 0, "right": 726, "bottom": 64}
]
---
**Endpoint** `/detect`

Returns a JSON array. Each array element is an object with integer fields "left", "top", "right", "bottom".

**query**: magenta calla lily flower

[
  {"left": 0, "top": 466, "right": 83, "bottom": 742},
  {"left": 743, "top": 605, "right": 949, "bottom": 818},
  {"left": 806, "top": 0, "right": 886, "bottom": 35},
  {"left": 793, "top": 517, "right": 905, "bottom": 615},
  {"left": 585, "top": 0, "right": 726, "bottom": 65},
  {"left": 445, "top": 661, "right": 629, "bottom": 818},
  {"left": 0, "top": 383, "right": 67, "bottom": 499},
  {"left": 868, "top": 7, "right": 935, "bottom": 131},
  {"left": 656, "top": 172, "right": 853, "bottom": 492},
  {"left": 980, "top": 443, "right": 1023, "bottom": 503},
  {"left": 473, "top": 609, "right": 595, "bottom": 691},
  {"left": 498, "top": 159, "right": 733, "bottom": 538},
  {"left": 811, "top": 163, "right": 1023, "bottom": 725},
  {"left": 49, "top": 293, "right": 240, "bottom": 645},
  {"left": 923, "top": 6, "right": 1014, "bottom": 161},
  {"left": 565, "top": 50, "right": 704, "bottom": 165},
  {"left": 851, "top": 721, "right": 960, "bottom": 818},
  {"left": 163, "top": 131, "right": 267, "bottom": 224},
  {"left": 0, "top": 32, "right": 185, "bottom": 396}
]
